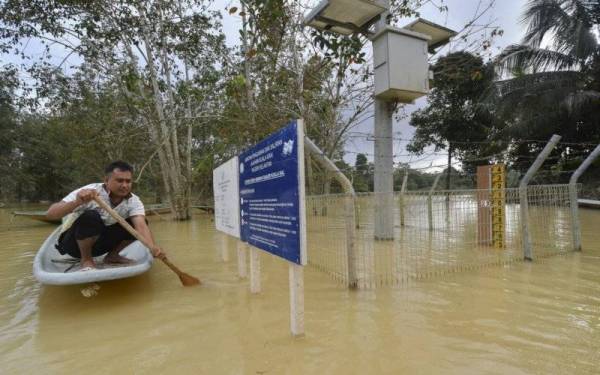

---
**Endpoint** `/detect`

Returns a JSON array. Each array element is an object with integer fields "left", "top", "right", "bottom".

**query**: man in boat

[{"left": 46, "top": 160, "right": 164, "bottom": 270}]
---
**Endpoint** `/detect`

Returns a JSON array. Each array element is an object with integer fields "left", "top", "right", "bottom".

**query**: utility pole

[
  {"left": 373, "top": 0, "right": 394, "bottom": 240},
  {"left": 304, "top": 0, "right": 456, "bottom": 242}
]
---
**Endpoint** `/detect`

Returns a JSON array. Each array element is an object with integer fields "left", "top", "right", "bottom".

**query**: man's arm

[
  {"left": 130, "top": 215, "right": 164, "bottom": 258},
  {"left": 46, "top": 189, "right": 98, "bottom": 221}
]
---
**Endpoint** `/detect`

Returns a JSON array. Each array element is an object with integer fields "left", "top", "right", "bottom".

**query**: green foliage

[
  {"left": 0, "top": 65, "right": 19, "bottom": 200},
  {"left": 310, "top": 32, "right": 367, "bottom": 68},
  {"left": 492, "top": 0, "right": 600, "bottom": 174},
  {"left": 307, "top": 0, "right": 420, "bottom": 67},
  {"left": 0, "top": 0, "right": 227, "bottom": 210},
  {"left": 6, "top": 0, "right": 566, "bottom": 203},
  {"left": 408, "top": 51, "right": 497, "bottom": 163},
  {"left": 352, "top": 153, "right": 371, "bottom": 192},
  {"left": 6, "top": 69, "right": 159, "bottom": 201}
]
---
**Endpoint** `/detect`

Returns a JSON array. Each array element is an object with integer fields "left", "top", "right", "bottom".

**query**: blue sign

[{"left": 239, "top": 120, "right": 306, "bottom": 265}]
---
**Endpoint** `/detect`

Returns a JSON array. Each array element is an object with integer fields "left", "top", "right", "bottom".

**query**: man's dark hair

[{"left": 105, "top": 160, "right": 133, "bottom": 176}]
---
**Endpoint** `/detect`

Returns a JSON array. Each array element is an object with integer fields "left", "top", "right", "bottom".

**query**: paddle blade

[
  {"left": 179, "top": 273, "right": 201, "bottom": 286},
  {"left": 160, "top": 257, "right": 201, "bottom": 287}
]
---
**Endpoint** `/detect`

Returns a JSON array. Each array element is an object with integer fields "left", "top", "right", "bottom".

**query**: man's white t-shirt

[{"left": 61, "top": 183, "right": 145, "bottom": 232}]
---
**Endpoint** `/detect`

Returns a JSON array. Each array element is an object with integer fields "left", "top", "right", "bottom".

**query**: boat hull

[
  {"left": 13, "top": 211, "right": 61, "bottom": 224},
  {"left": 33, "top": 227, "right": 153, "bottom": 285},
  {"left": 578, "top": 199, "right": 600, "bottom": 209}
]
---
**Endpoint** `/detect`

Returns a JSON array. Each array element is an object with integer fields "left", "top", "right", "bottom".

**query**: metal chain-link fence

[{"left": 305, "top": 185, "right": 574, "bottom": 288}]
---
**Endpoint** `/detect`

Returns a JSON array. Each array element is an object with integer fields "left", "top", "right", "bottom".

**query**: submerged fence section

[{"left": 305, "top": 184, "right": 574, "bottom": 288}]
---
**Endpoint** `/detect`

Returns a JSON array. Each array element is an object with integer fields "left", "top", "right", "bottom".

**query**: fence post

[
  {"left": 428, "top": 174, "right": 442, "bottom": 231},
  {"left": 569, "top": 144, "right": 600, "bottom": 251},
  {"left": 519, "top": 134, "right": 561, "bottom": 260},
  {"left": 344, "top": 195, "right": 357, "bottom": 288},
  {"left": 304, "top": 137, "right": 358, "bottom": 288},
  {"left": 399, "top": 172, "right": 408, "bottom": 226}
]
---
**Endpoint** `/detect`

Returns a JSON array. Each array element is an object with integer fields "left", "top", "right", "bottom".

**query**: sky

[{"left": 211, "top": 0, "right": 531, "bottom": 171}]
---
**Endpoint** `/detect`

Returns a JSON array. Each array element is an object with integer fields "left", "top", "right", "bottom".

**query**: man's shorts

[{"left": 55, "top": 209, "right": 137, "bottom": 258}]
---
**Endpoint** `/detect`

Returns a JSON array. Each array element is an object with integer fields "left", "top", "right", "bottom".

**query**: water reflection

[{"left": 0, "top": 207, "right": 599, "bottom": 374}]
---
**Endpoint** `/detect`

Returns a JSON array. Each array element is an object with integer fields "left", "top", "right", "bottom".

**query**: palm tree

[
  {"left": 492, "top": 0, "right": 599, "bottom": 136},
  {"left": 496, "top": 0, "right": 600, "bottom": 125}
]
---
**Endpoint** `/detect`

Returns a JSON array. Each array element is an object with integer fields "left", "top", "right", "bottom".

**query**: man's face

[{"left": 105, "top": 169, "right": 133, "bottom": 198}]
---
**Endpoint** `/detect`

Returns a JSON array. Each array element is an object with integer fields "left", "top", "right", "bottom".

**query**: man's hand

[
  {"left": 151, "top": 246, "right": 165, "bottom": 259},
  {"left": 47, "top": 188, "right": 98, "bottom": 220},
  {"left": 76, "top": 189, "right": 98, "bottom": 205}
]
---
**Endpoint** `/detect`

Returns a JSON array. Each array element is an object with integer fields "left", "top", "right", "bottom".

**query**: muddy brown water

[{"left": 1, "top": 208, "right": 599, "bottom": 374}]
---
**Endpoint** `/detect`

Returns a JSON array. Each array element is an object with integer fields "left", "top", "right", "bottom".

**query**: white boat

[
  {"left": 578, "top": 199, "right": 600, "bottom": 209},
  {"left": 15, "top": 205, "right": 171, "bottom": 226},
  {"left": 33, "top": 227, "right": 153, "bottom": 285},
  {"left": 13, "top": 210, "right": 61, "bottom": 224}
]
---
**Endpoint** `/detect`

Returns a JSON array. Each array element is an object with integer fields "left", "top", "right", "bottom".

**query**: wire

[{"left": 345, "top": 131, "right": 600, "bottom": 146}]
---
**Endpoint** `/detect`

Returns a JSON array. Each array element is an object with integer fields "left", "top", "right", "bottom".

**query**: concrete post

[
  {"left": 344, "top": 195, "right": 357, "bottom": 288},
  {"left": 519, "top": 134, "right": 561, "bottom": 260},
  {"left": 373, "top": 1, "right": 394, "bottom": 241},
  {"left": 250, "top": 246, "right": 261, "bottom": 293},
  {"left": 374, "top": 100, "right": 395, "bottom": 240},
  {"left": 289, "top": 263, "right": 305, "bottom": 336},
  {"left": 569, "top": 144, "right": 600, "bottom": 251}
]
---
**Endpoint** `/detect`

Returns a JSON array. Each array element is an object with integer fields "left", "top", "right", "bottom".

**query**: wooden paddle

[{"left": 93, "top": 197, "right": 200, "bottom": 286}]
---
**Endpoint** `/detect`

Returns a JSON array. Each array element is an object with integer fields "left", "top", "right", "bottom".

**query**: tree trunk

[
  {"left": 142, "top": 31, "right": 187, "bottom": 220},
  {"left": 158, "top": 36, "right": 189, "bottom": 219},
  {"left": 177, "top": 0, "right": 194, "bottom": 219},
  {"left": 242, "top": 3, "right": 256, "bottom": 125},
  {"left": 123, "top": 45, "right": 173, "bottom": 209}
]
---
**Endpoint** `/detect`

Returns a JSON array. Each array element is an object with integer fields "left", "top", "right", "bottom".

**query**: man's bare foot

[
  {"left": 80, "top": 260, "right": 96, "bottom": 270},
  {"left": 103, "top": 254, "right": 135, "bottom": 265}
]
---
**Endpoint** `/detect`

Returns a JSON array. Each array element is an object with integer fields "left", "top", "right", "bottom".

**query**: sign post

[
  {"left": 250, "top": 246, "right": 261, "bottom": 293},
  {"left": 239, "top": 120, "right": 307, "bottom": 336},
  {"left": 237, "top": 242, "right": 248, "bottom": 278},
  {"left": 213, "top": 157, "right": 243, "bottom": 271}
]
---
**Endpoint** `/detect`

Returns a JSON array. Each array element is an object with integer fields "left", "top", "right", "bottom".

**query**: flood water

[{"left": 1, "top": 207, "right": 599, "bottom": 374}]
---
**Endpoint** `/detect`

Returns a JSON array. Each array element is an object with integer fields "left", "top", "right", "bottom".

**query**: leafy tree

[
  {"left": 223, "top": 1, "right": 374, "bottom": 195},
  {"left": 408, "top": 51, "right": 496, "bottom": 190},
  {"left": 0, "top": 0, "right": 508, "bottom": 204},
  {"left": 353, "top": 153, "right": 372, "bottom": 192},
  {"left": 6, "top": 68, "right": 164, "bottom": 202},
  {"left": 1, "top": 0, "right": 227, "bottom": 218},
  {"left": 493, "top": 0, "right": 600, "bottom": 172},
  {"left": 0, "top": 65, "right": 18, "bottom": 201}
]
